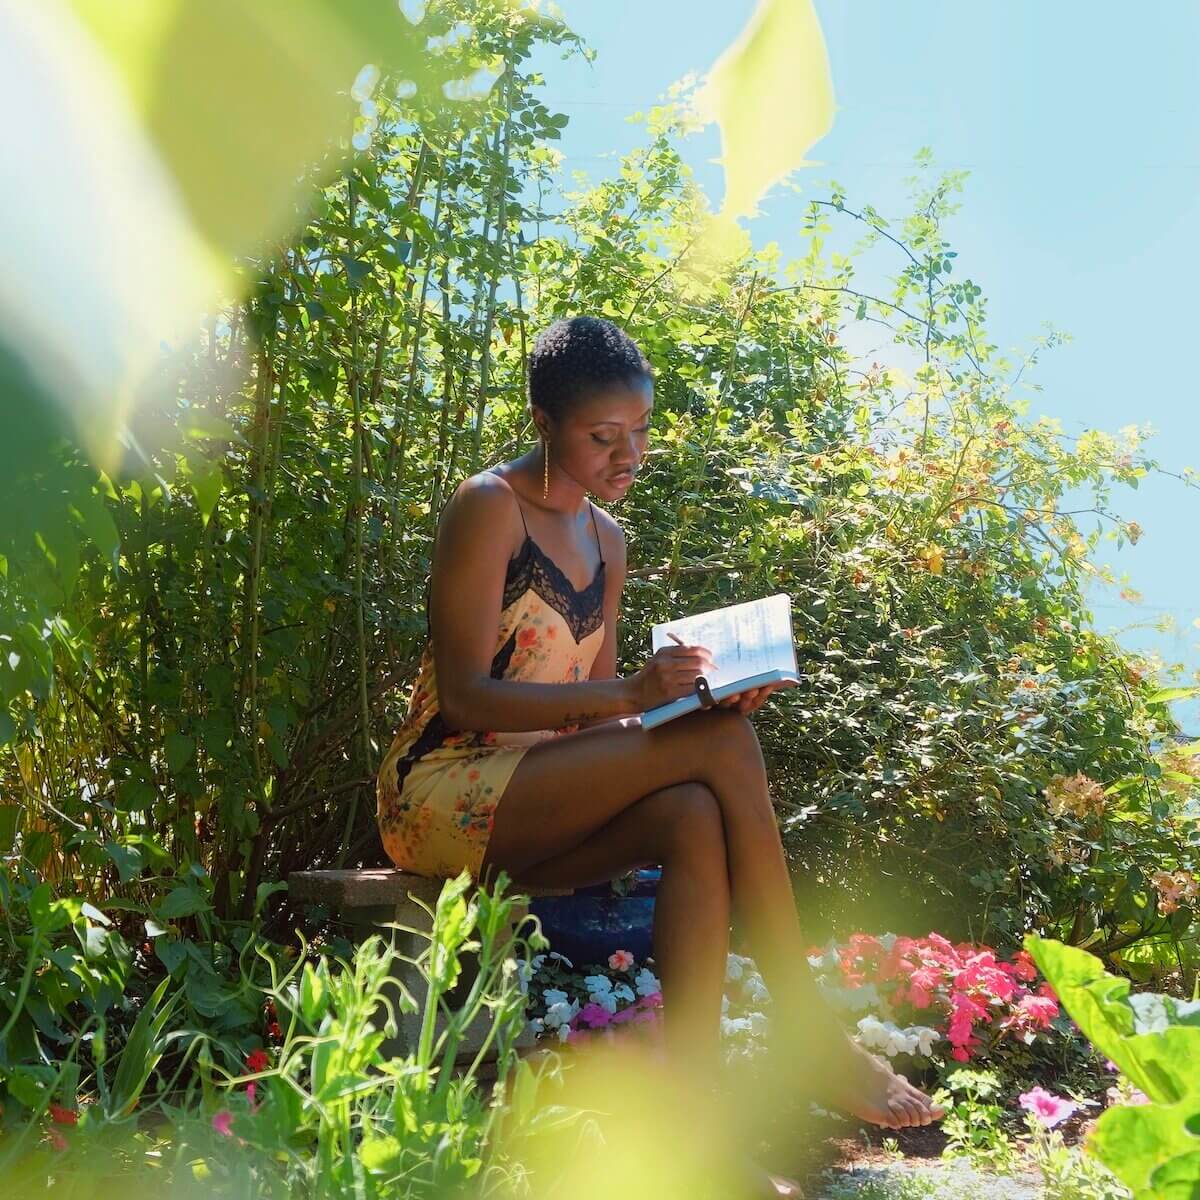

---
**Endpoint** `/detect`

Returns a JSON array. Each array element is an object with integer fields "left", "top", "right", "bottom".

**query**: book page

[{"left": 651, "top": 594, "right": 797, "bottom": 690}]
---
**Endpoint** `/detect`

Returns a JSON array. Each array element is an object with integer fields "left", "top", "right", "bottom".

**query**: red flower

[
  {"left": 266, "top": 1020, "right": 282, "bottom": 1041},
  {"left": 49, "top": 1129, "right": 69, "bottom": 1151},
  {"left": 517, "top": 627, "right": 538, "bottom": 649},
  {"left": 245, "top": 1049, "right": 270, "bottom": 1074},
  {"left": 1011, "top": 950, "right": 1038, "bottom": 982},
  {"left": 49, "top": 1104, "right": 78, "bottom": 1126}
]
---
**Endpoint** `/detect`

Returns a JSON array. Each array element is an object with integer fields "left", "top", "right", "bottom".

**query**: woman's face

[{"left": 539, "top": 380, "right": 653, "bottom": 504}]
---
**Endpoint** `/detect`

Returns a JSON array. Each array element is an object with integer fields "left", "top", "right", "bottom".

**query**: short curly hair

[{"left": 528, "top": 316, "right": 652, "bottom": 420}]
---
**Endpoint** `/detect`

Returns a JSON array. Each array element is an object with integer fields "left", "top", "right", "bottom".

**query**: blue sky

[{"left": 531, "top": 0, "right": 1200, "bottom": 733}]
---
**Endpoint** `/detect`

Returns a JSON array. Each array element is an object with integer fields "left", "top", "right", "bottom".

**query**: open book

[{"left": 642, "top": 593, "right": 799, "bottom": 730}]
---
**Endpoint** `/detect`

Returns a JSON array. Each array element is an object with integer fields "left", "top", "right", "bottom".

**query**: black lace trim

[
  {"left": 501, "top": 536, "right": 605, "bottom": 643},
  {"left": 492, "top": 629, "right": 518, "bottom": 678},
  {"left": 390, "top": 712, "right": 452, "bottom": 795}
]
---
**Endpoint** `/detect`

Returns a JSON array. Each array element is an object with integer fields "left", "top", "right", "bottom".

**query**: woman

[{"left": 377, "top": 316, "right": 940, "bottom": 1179}]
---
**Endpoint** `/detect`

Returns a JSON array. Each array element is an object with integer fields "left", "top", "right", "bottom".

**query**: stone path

[{"left": 817, "top": 1159, "right": 1041, "bottom": 1200}]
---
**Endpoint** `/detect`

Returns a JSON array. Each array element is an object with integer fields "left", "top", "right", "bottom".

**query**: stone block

[{"left": 288, "top": 868, "right": 571, "bottom": 1065}]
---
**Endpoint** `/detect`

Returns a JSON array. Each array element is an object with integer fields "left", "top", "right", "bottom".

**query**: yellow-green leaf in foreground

[
  {"left": 1089, "top": 1094, "right": 1200, "bottom": 1198},
  {"left": 1026, "top": 936, "right": 1200, "bottom": 1105},
  {"left": 696, "top": 0, "right": 835, "bottom": 220}
]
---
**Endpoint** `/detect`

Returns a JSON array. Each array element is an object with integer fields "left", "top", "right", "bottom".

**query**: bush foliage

[{"left": 2, "top": 8, "right": 1199, "bottom": 1128}]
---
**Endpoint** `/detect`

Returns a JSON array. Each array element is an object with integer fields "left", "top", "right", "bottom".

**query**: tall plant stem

[
  {"left": 470, "top": 52, "right": 515, "bottom": 471},
  {"left": 339, "top": 171, "right": 374, "bottom": 866}
]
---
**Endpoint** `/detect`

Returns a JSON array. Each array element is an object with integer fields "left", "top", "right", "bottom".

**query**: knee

[
  {"left": 695, "top": 709, "right": 762, "bottom": 771},
  {"left": 648, "top": 782, "right": 726, "bottom": 862}
]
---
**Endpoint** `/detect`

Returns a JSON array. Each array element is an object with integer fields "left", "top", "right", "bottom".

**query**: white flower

[
  {"left": 531, "top": 955, "right": 546, "bottom": 971},
  {"left": 542, "top": 988, "right": 568, "bottom": 1008},
  {"left": 806, "top": 954, "right": 825, "bottom": 969},
  {"left": 744, "top": 975, "right": 771, "bottom": 1005},
  {"left": 910, "top": 1026, "right": 940, "bottom": 1057},
  {"left": 725, "top": 953, "right": 752, "bottom": 983},
  {"left": 635, "top": 968, "right": 660, "bottom": 997},
  {"left": 721, "top": 1017, "right": 752, "bottom": 1038},
  {"left": 721, "top": 995, "right": 730, "bottom": 1015},
  {"left": 583, "top": 975, "right": 613, "bottom": 995},
  {"left": 747, "top": 1012, "right": 770, "bottom": 1037},
  {"left": 547, "top": 951, "right": 574, "bottom": 968},
  {"left": 544, "top": 1000, "right": 578, "bottom": 1029},
  {"left": 557, "top": 1021, "right": 572, "bottom": 1042},
  {"left": 878, "top": 933, "right": 898, "bottom": 951},
  {"left": 589, "top": 989, "right": 618, "bottom": 1014},
  {"left": 528, "top": 1018, "right": 545, "bottom": 1035},
  {"left": 881, "top": 1025, "right": 913, "bottom": 1057},
  {"left": 612, "top": 983, "right": 635, "bottom": 1003}
]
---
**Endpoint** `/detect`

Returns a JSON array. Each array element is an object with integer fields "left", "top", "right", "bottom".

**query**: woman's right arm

[{"left": 430, "top": 477, "right": 708, "bottom": 733}]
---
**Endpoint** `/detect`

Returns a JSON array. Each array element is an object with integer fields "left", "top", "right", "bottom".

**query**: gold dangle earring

[{"left": 542, "top": 437, "right": 550, "bottom": 500}]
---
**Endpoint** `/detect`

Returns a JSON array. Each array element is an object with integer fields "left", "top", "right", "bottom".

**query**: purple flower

[
  {"left": 578, "top": 1002, "right": 613, "bottom": 1028},
  {"left": 1019, "top": 1086, "right": 1077, "bottom": 1128}
]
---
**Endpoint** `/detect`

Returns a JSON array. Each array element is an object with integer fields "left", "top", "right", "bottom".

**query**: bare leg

[
  {"left": 481, "top": 708, "right": 939, "bottom": 1130},
  {"left": 487, "top": 781, "right": 731, "bottom": 1072}
]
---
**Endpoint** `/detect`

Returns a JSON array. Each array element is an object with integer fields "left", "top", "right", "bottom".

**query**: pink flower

[
  {"left": 578, "top": 1002, "right": 613, "bottom": 1028},
  {"left": 608, "top": 950, "right": 635, "bottom": 972},
  {"left": 1011, "top": 950, "right": 1038, "bottom": 982},
  {"left": 246, "top": 1082, "right": 259, "bottom": 1112},
  {"left": 1017, "top": 994, "right": 1058, "bottom": 1029},
  {"left": 1106, "top": 1085, "right": 1150, "bottom": 1108},
  {"left": 212, "top": 1110, "right": 234, "bottom": 1136},
  {"left": 1019, "top": 1086, "right": 1077, "bottom": 1128}
]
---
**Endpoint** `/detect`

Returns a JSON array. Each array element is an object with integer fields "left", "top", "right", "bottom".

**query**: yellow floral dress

[{"left": 376, "top": 500, "right": 607, "bottom": 879}]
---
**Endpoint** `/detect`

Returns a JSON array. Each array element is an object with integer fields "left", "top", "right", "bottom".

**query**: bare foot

[{"left": 826, "top": 1043, "right": 944, "bottom": 1130}]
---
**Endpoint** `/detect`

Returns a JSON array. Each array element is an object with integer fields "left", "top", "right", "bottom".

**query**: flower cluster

[
  {"left": 807, "top": 932, "right": 1059, "bottom": 1064},
  {"left": 1150, "top": 869, "right": 1198, "bottom": 915},
  {"left": 523, "top": 949, "right": 663, "bottom": 1043},
  {"left": 1045, "top": 772, "right": 1106, "bottom": 819},
  {"left": 721, "top": 952, "right": 772, "bottom": 1062}
]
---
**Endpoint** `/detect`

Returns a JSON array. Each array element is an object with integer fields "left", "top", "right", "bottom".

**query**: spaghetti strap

[
  {"left": 485, "top": 465, "right": 529, "bottom": 538},
  {"left": 513, "top": 493, "right": 530, "bottom": 537},
  {"left": 588, "top": 501, "right": 605, "bottom": 565}
]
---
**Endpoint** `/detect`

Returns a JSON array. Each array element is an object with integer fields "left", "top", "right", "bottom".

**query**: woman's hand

[
  {"left": 628, "top": 643, "right": 716, "bottom": 711},
  {"left": 717, "top": 680, "right": 794, "bottom": 715}
]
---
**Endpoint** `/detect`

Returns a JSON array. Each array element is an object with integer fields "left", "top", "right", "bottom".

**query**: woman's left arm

[{"left": 581, "top": 516, "right": 628, "bottom": 726}]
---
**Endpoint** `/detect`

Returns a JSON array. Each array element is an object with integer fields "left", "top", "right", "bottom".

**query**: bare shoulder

[
  {"left": 589, "top": 503, "right": 627, "bottom": 571},
  {"left": 440, "top": 471, "right": 523, "bottom": 548}
]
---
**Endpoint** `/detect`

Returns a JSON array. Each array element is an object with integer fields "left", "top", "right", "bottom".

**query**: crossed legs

[{"left": 479, "top": 708, "right": 939, "bottom": 1129}]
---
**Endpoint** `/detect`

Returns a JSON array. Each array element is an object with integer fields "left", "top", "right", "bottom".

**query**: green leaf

[
  {"left": 188, "top": 461, "right": 224, "bottom": 527},
  {"left": 165, "top": 732, "right": 195, "bottom": 773},
  {"left": 102, "top": 840, "right": 144, "bottom": 883},
  {"left": 1147, "top": 686, "right": 1200, "bottom": 704},
  {"left": 340, "top": 255, "right": 372, "bottom": 286},
  {"left": 181, "top": 411, "right": 248, "bottom": 446},
  {"left": 359, "top": 1135, "right": 403, "bottom": 1172},
  {"left": 254, "top": 880, "right": 287, "bottom": 919},
  {"left": 155, "top": 939, "right": 188, "bottom": 975},
  {"left": 70, "top": 490, "right": 121, "bottom": 572},
  {"left": 1089, "top": 1093, "right": 1200, "bottom": 1196},
  {"left": 106, "top": 975, "right": 178, "bottom": 1117},
  {"left": 299, "top": 962, "right": 328, "bottom": 1027},
  {"left": 157, "top": 883, "right": 210, "bottom": 919},
  {"left": 29, "top": 883, "right": 81, "bottom": 934},
  {"left": 1026, "top": 936, "right": 1199, "bottom": 1104},
  {"left": 695, "top": 0, "right": 834, "bottom": 219}
]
